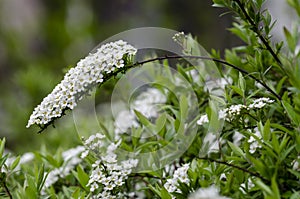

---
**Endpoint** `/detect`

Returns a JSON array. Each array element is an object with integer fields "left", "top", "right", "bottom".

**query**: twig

[
  {"left": 197, "top": 156, "right": 269, "bottom": 182},
  {"left": 132, "top": 55, "right": 282, "bottom": 100},
  {"left": 36, "top": 54, "right": 281, "bottom": 133},
  {"left": 233, "top": 0, "right": 285, "bottom": 72},
  {"left": 0, "top": 175, "right": 12, "bottom": 199}
]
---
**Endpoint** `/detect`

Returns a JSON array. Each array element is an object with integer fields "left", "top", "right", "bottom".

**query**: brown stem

[
  {"left": 233, "top": 0, "right": 284, "bottom": 71},
  {"left": 197, "top": 156, "right": 269, "bottom": 182},
  {"left": 2, "top": 182, "right": 12, "bottom": 199},
  {"left": 133, "top": 55, "right": 282, "bottom": 100},
  {"left": 36, "top": 54, "right": 281, "bottom": 133}
]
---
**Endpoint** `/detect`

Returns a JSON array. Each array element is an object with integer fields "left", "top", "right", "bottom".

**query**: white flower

[
  {"left": 248, "top": 97, "right": 274, "bottom": 109},
  {"left": 27, "top": 40, "right": 137, "bottom": 128},
  {"left": 196, "top": 98, "right": 275, "bottom": 126},
  {"left": 172, "top": 31, "right": 187, "bottom": 43},
  {"left": 197, "top": 115, "right": 209, "bottom": 125},
  {"left": 84, "top": 133, "right": 139, "bottom": 196},
  {"left": 248, "top": 127, "right": 262, "bottom": 154},
  {"left": 164, "top": 179, "right": 178, "bottom": 193},
  {"left": 164, "top": 163, "right": 190, "bottom": 194},
  {"left": 227, "top": 104, "right": 246, "bottom": 117},
  {"left": 188, "top": 185, "right": 231, "bottom": 199},
  {"left": 90, "top": 182, "right": 99, "bottom": 192}
]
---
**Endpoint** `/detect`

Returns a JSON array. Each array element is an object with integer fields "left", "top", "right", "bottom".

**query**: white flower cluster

[
  {"left": 27, "top": 40, "right": 137, "bottom": 128},
  {"left": 197, "top": 97, "right": 275, "bottom": 126},
  {"left": 172, "top": 31, "right": 187, "bottom": 43},
  {"left": 81, "top": 133, "right": 138, "bottom": 198},
  {"left": 164, "top": 163, "right": 190, "bottom": 196},
  {"left": 188, "top": 185, "right": 231, "bottom": 199},
  {"left": 248, "top": 127, "right": 262, "bottom": 154},
  {"left": 114, "top": 88, "right": 166, "bottom": 137},
  {"left": 43, "top": 146, "right": 85, "bottom": 190},
  {"left": 248, "top": 97, "right": 275, "bottom": 109}
]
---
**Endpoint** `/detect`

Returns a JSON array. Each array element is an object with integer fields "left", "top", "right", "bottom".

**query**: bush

[{"left": 1, "top": 0, "right": 300, "bottom": 198}]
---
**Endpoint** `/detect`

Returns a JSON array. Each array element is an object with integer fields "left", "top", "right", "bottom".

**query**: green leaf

[
  {"left": 271, "top": 175, "right": 280, "bottom": 199},
  {"left": 134, "top": 110, "right": 154, "bottom": 130},
  {"left": 0, "top": 154, "right": 8, "bottom": 168},
  {"left": 36, "top": 164, "right": 45, "bottom": 193},
  {"left": 10, "top": 156, "right": 20, "bottom": 171},
  {"left": 149, "top": 184, "right": 162, "bottom": 197},
  {"left": 288, "top": 168, "right": 300, "bottom": 178},
  {"left": 73, "top": 166, "right": 89, "bottom": 191},
  {"left": 254, "top": 179, "right": 273, "bottom": 196},
  {"left": 132, "top": 127, "right": 143, "bottom": 147},
  {"left": 278, "top": 134, "right": 289, "bottom": 153},
  {"left": 0, "top": 138, "right": 6, "bottom": 158},
  {"left": 228, "top": 141, "right": 245, "bottom": 158},
  {"left": 275, "top": 76, "right": 287, "bottom": 94},
  {"left": 179, "top": 95, "right": 188, "bottom": 120},
  {"left": 290, "top": 191, "right": 300, "bottom": 199},
  {"left": 238, "top": 72, "right": 246, "bottom": 94},
  {"left": 155, "top": 113, "right": 167, "bottom": 136},
  {"left": 231, "top": 85, "right": 244, "bottom": 97},
  {"left": 262, "top": 120, "right": 271, "bottom": 141},
  {"left": 160, "top": 186, "right": 172, "bottom": 199},
  {"left": 247, "top": 155, "right": 268, "bottom": 178},
  {"left": 25, "top": 176, "right": 38, "bottom": 199},
  {"left": 282, "top": 101, "right": 300, "bottom": 126},
  {"left": 284, "top": 27, "right": 296, "bottom": 52},
  {"left": 72, "top": 188, "right": 81, "bottom": 199}
]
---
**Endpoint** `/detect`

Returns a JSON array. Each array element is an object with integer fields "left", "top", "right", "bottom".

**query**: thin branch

[
  {"left": 197, "top": 156, "right": 269, "bottom": 182},
  {"left": 36, "top": 54, "right": 281, "bottom": 133},
  {"left": 132, "top": 55, "right": 282, "bottom": 100},
  {"left": 233, "top": 0, "right": 284, "bottom": 71},
  {"left": 1, "top": 182, "right": 12, "bottom": 199}
]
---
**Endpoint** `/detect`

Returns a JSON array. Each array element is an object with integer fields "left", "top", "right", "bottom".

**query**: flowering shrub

[{"left": 1, "top": 0, "right": 300, "bottom": 198}]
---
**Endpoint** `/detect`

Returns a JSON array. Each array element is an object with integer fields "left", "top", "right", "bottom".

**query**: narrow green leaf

[
  {"left": 231, "top": 85, "right": 244, "bottom": 97},
  {"left": 0, "top": 138, "right": 6, "bottom": 158},
  {"left": 36, "top": 164, "right": 45, "bottom": 193},
  {"left": 74, "top": 166, "right": 89, "bottom": 191},
  {"left": 247, "top": 155, "right": 267, "bottom": 177},
  {"left": 271, "top": 175, "right": 280, "bottom": 199},
  {"left": 284, "top": 27, "right": 296, "bottom": 52},
  {"left": 160, "top": 186, "right": 172, "bottom": 199},
  {"left": 255, "top": 179, "right": 273, "bottom": 196},
  {"left": 228, "top": 141, "right": 245, "bottom": 158},
  {"left": 282, "top": 101, "right": 300, "bottom": 126},
  {"left": 275, "top": 76, "right": 287, "bottom": 94},
  {"left": 10, "top": 156, "right": 20, "bottom": 171},
  {"left": 179, "top": 95, "right": 188, "bottom": 120},
  {"left": 148, "top": 184, "right": 161, "bottom": 197},
  {"left": 238, "top": 72, "right": 246, "bottom": 94},
  {"left": 72, "top": 188, "right": 81, "bottom": 199},
  {"left": 134, "top": 110, "right": 153, "bottom": 129}
]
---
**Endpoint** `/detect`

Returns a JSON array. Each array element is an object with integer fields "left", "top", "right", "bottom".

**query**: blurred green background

[{"left": 0, "top": 0, "right": 240, "bottom": 153}]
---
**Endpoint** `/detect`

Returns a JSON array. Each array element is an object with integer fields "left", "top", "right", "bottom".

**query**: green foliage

[{"left": 0, "top": 0, "right": 300, "bottom": 198}]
